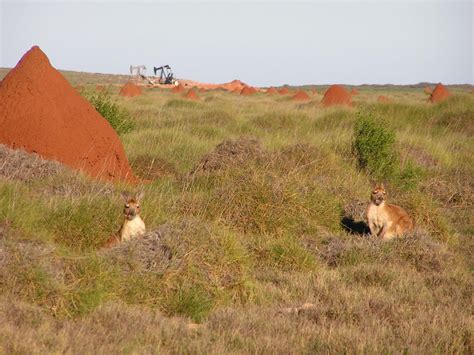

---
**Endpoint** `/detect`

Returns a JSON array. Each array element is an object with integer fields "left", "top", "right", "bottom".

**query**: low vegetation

[
  {"left": 0, "top": 82, "right": 473, "bottom": 353},
  {"left": 81, "top": 89, "right": 134, "bottom": 135}
]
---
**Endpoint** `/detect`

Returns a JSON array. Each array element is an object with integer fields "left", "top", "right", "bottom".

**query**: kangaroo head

[
  {"left": 122, "top": 191, "right": 144, "bottom": 221},
  {"left": 371, "top": 183, "right": 387, "bottom": 206}
]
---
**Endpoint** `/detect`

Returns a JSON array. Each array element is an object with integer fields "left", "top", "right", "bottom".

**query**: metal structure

[
  {"left": 154, "top": 65, "right": 178, "bottom": 85},
  {"left": 129, "top": 65, "right": 155, "bottom": 85}
]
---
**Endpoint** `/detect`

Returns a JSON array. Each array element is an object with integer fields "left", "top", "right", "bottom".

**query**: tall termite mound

[
  {"left": 0, "top": 46, "right": 136, "bottom": 182},
  {"left": 321, "top": 85, "right": 352, "bottom": 107},
  {"left": 429, "top": 83, "right": 451, "bottom": 103},
  {"left": 292, "top": 90, "right": 310, "bottom": 101},
  {"left": 120, "top": 82, "right": 142, "bottom": 97}
]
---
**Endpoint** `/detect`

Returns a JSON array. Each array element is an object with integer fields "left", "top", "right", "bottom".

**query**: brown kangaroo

[
  {"left": 366, "top": 184, "right": 413, "bottom": 240},
  {"left": 103, "top": 192, "right": 146, "bottom": 248}
]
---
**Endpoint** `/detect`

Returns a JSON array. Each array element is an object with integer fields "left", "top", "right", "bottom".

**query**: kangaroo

[
  {"left": 103, "top": 192, "right": 146, "bottom": 248},
  {"left": 366, "top": 184, "right": 413, "bottom": 240}
]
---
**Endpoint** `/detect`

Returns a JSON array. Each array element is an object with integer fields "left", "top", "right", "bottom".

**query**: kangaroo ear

[{"left": 136, "top": 190, "right": 145, "bottom": 202}]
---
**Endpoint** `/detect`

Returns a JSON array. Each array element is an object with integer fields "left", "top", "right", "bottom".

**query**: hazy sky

[{"left": 1, "top": 1, "right": 472, "bottom": 86}]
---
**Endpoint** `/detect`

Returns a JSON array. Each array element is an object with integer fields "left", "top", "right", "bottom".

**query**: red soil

[
  {"left": 0, "top": 46, "right": 136, "bottom": 182},
  {"left": 292, "top": 90, "right": 310, "bottom": 101},
  {"left": 311, "top": 88, "right": 318, "bottom": 95},
  {"left": 377, "top": 95, "right": 390, "bottom": 103},
  {"left": 231, "top": 87, "right": 241, "bottom": 94},
  {"left": 321, "top": 85, "right": 352, "bottom": 107},
  {"left": 351, "top": 88, "right": 359, "bottom": 95},
  {"left": 240, "top": 86, "right": 257, "bottom": 96},
  {"left": 266, "top": 87, "right": 278, "bottom": 95},
  {"left": 224, "top": 79, "right": 245, "bottom": 91},
  {"left": 424, "top": 86, "right": 433, "bottom": 95},
  {"left": 199, "top": 87, "right": 206, "bottom": 93},
  {"left": 171, "top": 84, "right": 185, "bottom": 94},
  {"left": 429, "top": 83, "right": 451, "bottom": 103},
  {"left": 184, "top": 89, "right": 200, "bottom": 100},
  {"left": 278, "top": 87, "right": 290, "bottom": 95},
  {"left": 119, "top": 82, "right": 142, "bottom": 97}
]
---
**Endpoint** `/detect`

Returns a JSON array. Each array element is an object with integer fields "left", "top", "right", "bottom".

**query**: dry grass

[{"left": 0, "top": 72, "right": 473, "bottom": 353}]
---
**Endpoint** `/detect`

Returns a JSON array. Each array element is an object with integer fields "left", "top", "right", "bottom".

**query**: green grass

[{"left": 0, "top": 78, "right": 473, "bottom": 353}]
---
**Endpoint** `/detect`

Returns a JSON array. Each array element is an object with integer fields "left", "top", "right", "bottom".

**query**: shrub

[
  {"left": 353, "top": 114, "right": 397, "bottom": 179},
  {"left": 81, "top": 90, "right": 134, "bottom": 135}
]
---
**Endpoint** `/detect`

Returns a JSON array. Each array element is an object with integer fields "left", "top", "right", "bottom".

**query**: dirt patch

[
  {"left": 0, "top": 46, "right": 135, "bottom": 183},
  {"left": 119, "top": 82, "right": 142, "bottom": 97},
  {"left": 429, "top": 83, "right": 451, "bottom": 103},
  {"left": 377, "top": 95, "right": 390, "bottom": 103},
  {"left": 266, "top": 87, "right": 278, "bottom": 95},
  {"left": 190, "top": 138, "right": 264, "bottom": 175},
  {"left": 292, "top": 90, "right": 310, "bottom": 101},
  {"left": 278, "top": 87, "right": 290, "bottom": 95},
  {"left": 240, "top": 86, "right": 257, "bottom": 96},
  {"left": 184, "top": 89, "right": 200, "bottom": 101},
  {"left": 171, "top": 84, "right": 185, "bottom": 94},
  {"left": 321, "top": 85, "right": 352, "bottom": 107}
]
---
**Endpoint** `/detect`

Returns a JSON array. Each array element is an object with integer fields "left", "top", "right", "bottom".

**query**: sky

[{"left": 1, "top": 0, "right": 472, "bottom": 86}]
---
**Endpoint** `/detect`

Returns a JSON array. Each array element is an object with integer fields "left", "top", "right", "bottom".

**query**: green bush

[
  {"left": 82, "top": 90, "right": 134, "bottom": 135},
  {"left": 353, "top": 114, "right": 397, "bottom": 179}
]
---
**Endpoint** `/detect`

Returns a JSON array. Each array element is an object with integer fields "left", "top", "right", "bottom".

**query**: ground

[{"left": 0, "top": 72, "right": 473, "bottom": 353}]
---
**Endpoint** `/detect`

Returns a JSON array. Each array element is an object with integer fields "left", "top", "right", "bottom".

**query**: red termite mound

[
  {"left": 240, "top": 86, "right": 257, "bottom": 96},
  {"left": 172, "top": 84, "right": 185, "bottom": 94},
  {"left": 292, "top": 90, "right": 310, "bottom": 101},
  {"left": 184, "top": 89, "right": 200, "bottom": 100},
  {"left": 322, "top": 85, "right": 352, "bottom": 107},
  {"left": 224, "top": 80, "right": 246, "bottom": 91},
  {"left": 119, "top": 82, "right": 142, "bottom": 97},
  {"left": 0, "top": 46, "right": 136, "bottom": 183},
  {"left": 429, "top": 83, "right": 451, "bottom": 103},
  {"left": 199, "top": 87, "right": 206, "bottom": 93},
  {"left": 278, "top": 87, "right": 290, "bottom": 95},
  {"left": 377, "top": 95, "right": 390, "bottom": 103},
  {"left": 266, "top": 87, "right": 278, "bottom": 95}
]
